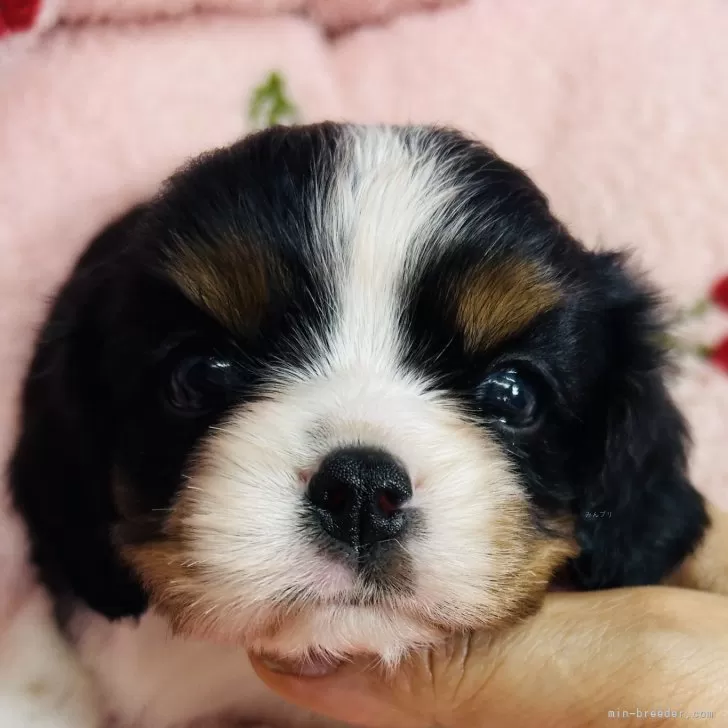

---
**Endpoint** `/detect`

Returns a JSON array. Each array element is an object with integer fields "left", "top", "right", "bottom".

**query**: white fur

[
  {"left": 0, "top": 593, "right": 102, "bottom": 728},
  {"left": 70, "top": 609, "right": 339, "bottom": 728},
  {"left": 0, "top": 596, "right": 342, "bottom": 728},
  {"left": 318, "top": 126, "right": 468, "bottom": 376}
]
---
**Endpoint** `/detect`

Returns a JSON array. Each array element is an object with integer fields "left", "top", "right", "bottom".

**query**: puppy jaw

[
  {"left": 122, "top": 370, "right": 576, "bottom": 664},
  {"left": 124, "top": 531, "right": 575, "bottom": 667}
]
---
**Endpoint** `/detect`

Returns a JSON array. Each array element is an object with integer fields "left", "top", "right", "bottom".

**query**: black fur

[
  {"left": 10, "top": 124, "right": 341, "bottom": 617},
  {"left": 10, "top": 209, "right": 149, "bottom": 617},
  {"left": 8, "top": 123, "right": 708, "bottom": 622}
]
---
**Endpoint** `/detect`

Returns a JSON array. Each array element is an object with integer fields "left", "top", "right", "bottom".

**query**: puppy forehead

[{"left": 160, "top": 124, "right": 562, "bottom": 352}]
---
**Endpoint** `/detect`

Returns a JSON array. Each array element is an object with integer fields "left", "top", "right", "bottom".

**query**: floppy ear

[
  {"left": 569, "top": 252, "right": 709, "bottom": 589},
  {"left": 9, "top": 210, "right": 147, "bottom": 619}
]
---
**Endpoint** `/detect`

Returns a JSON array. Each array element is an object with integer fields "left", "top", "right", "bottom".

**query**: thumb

[
  {"left": 250, "top": 626, "right": 514, "bottom": 728},
  {"left": 251, "top": 588, "right": 722, "bottom": 728}
]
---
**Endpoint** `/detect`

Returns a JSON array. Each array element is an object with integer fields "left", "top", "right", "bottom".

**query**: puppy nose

[{"left": 306, "top": 447, "right": 412, "bottom": 547}]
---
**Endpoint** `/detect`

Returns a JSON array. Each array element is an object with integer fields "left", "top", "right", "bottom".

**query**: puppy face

[{"left": 10, "top": 124, "right": 707, "bottom": 665}]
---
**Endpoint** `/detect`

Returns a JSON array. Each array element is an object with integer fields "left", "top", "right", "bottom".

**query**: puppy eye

[
  {"left": 167, "top": 355, "right": 236, "bottom": 413},
  {"left": 476, "top": 367, "right": 540, "bottom": 428}
]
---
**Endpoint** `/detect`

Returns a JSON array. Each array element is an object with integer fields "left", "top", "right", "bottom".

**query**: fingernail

[
  {"left": 259, "top": 656, "right": 289, "bottom": 674},
  {"left": 296, "top": 658, "right": 340, "bottom": 677},
  {"left": 258, "top": 655, "right": 341, "bottom": 678}
]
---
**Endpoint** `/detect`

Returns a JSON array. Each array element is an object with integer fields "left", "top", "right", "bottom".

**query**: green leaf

[{"left": 248, "top": 71, "right": 299, "bottom": 129}]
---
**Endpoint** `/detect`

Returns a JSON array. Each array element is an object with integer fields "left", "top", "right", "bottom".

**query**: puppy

[{"left": 6, "top": 123, "right": 721, "bottom": 726}]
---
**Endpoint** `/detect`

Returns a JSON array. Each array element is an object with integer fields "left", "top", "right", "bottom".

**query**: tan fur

[
  {"left": 165, "top": 240, "right": 288, "bottom": 334},
  {"left": 488, "top": 514, "right": 578, "bottom": 624},
  {"left": 455, "top": 260, "right": 561, "bottom": 350},
  {"left": 121, "top": 539, "right": 198, "bottom": 630}
]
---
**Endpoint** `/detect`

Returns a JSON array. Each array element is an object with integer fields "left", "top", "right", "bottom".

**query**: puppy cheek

[
  {"left": 411, "top": 493, "right": 577, "bottom": 630},
  {"left": 483, "top": 527, "right": 578, "bottom": 627},
  {"left": 407, "top": 438, "right": 573, "bottom": 626},
  {"left": 117, "top": 474, "right": 316, "bottom": 644},
  {"left": 492, "top": 506, "right": 578, "bottom": 617},
  {"left": 119, "top": 537, "right": 203, "bottom": 634},
  {"left": 117, "top": 488, "right": 230, "bottom": 639},
  {"left": 504, "top": 530, "right": 579, "bottom": 621}
]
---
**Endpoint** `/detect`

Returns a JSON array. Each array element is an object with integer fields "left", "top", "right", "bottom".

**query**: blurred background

[{"left": 1, "top": 0, "right": 727, "bottom": 512}]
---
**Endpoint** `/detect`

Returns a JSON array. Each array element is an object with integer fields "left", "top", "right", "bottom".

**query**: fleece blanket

[{"left": 1, "top": 0, "right": 728, "bottom": 723}]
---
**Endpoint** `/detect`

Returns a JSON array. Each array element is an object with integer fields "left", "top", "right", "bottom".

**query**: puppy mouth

[{"left": 313, "top": 591, "right": 391, "bottom": 607}]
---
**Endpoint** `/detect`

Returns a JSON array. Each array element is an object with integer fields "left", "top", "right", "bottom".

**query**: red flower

[
  {"left": 0, "top": 0, "right": 41, "bottom": 36},
  {"left": 710, "top": 274, "right": 728, "bottom": 310},
  {"left": 709, "top": 337, "right": 728, "bottom": 373}
]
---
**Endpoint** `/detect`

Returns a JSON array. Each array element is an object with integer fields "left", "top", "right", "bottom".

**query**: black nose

[{"left": 306, "top": 447, "right": 412, "bottom": 547}]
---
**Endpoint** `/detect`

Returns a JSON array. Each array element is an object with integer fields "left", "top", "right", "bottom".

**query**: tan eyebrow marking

[
  {"left": 455, "top": 259, "right": 561, "bottom": 350},
  {"left": 165, "top": 238, "right": 288, "bottom": 335}
]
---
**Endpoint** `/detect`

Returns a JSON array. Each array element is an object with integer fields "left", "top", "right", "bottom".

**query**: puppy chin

[
  {"left": 248, "top": 605, "right": 446, "bottom": 668},
  {"left": 133, "top": 577, "right": 445, "bottom": 668}
]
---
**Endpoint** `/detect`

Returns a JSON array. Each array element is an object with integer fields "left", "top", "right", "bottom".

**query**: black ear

[
  {"left": 8, "top": 209, "right": 147, "bottom": 619},
  {"left": 569, "top": 252, "right": 709, "bottom": 589}
]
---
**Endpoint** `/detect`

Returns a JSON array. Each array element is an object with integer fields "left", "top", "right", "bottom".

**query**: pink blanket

[{"left": 1, "top": 0, "right": 727, "bottom": 722}]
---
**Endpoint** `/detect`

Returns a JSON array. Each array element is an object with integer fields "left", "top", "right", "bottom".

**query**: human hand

[{"left": 251, "top": 587, "right": 728, "bottom": 728}]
